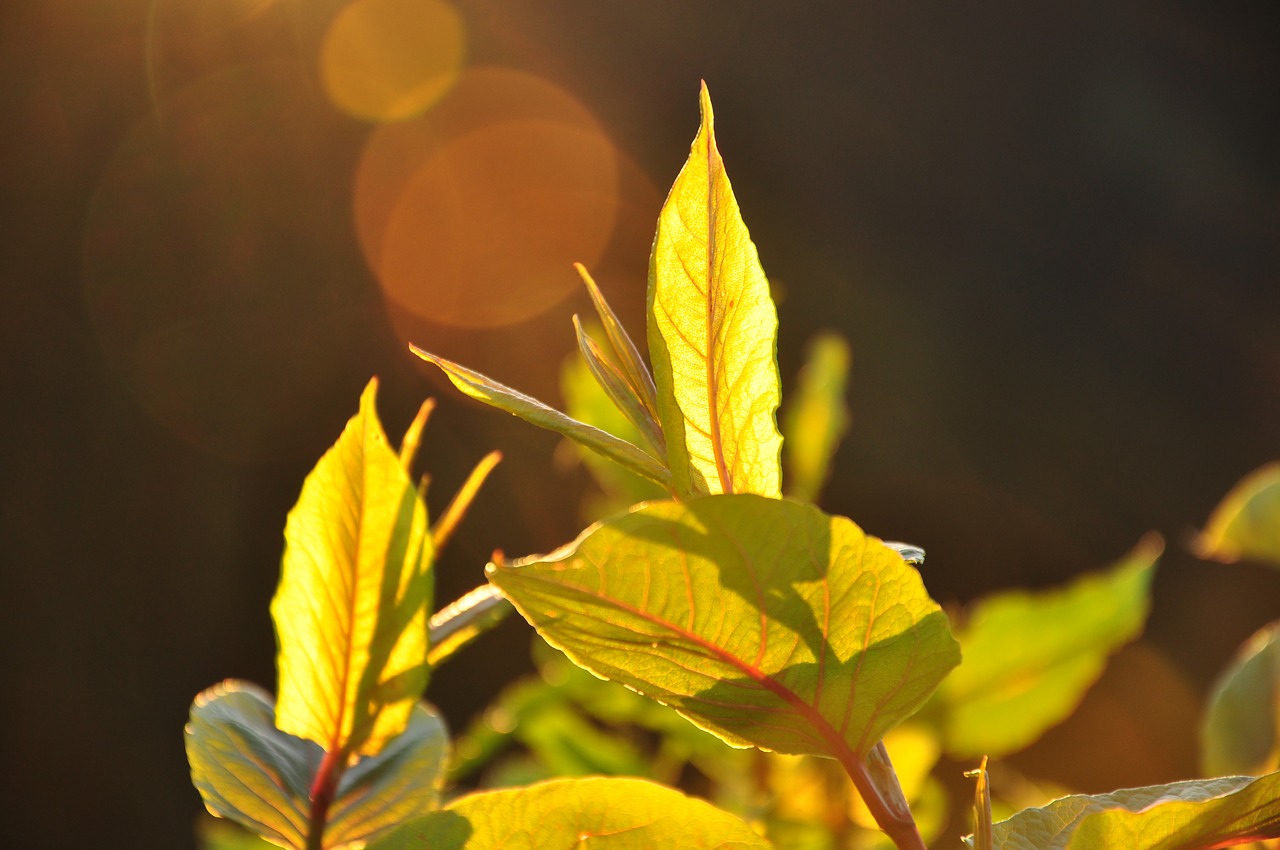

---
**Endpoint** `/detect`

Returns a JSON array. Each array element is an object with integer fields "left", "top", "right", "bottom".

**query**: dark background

[{"left": 2, "top": 1, "right": 1278, "bottom": 846}]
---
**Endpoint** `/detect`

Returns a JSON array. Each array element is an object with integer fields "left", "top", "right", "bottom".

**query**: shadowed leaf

[
  {"left": 647, "top": 83, "right": 782, "bottom": 498},
  {"left": 185, "top": 681, "right": 449, "bottom": 850},
  {"left": 411, "top": 346, "right": 673, "bottom": 491},
  {"left": 368, "top": 777, "right": 773, "bottom": 850},
  {"left": 1196, "top": 462, "right": 1280, "bottom": 568},
  {"left": 972, "top": 773, "right": 1280, "bottom": 849},
  {"left": 1203, "top": 620, "right": 1280, "bottom": 777},
  {"left": 271, "top": 378, "right": 432, "bottom": 758},
  {"left": 935, "top": 533, "right": 1161, "bottom": 759},
  {"left": 487, "top": 494, "right": 959, "bottom": 761}
]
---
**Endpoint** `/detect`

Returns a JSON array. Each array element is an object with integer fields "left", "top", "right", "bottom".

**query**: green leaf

[
  {"left": 782, "top": 332, "right": 851, "bottom": 504},
  {"left": 270, "top": 378, "right": 433, "bottom": 758},
  {"left": 935, "top": 533, "right": 1162, "bottom": 759},
  {"left": 573, "top": 314, "right": 666, "bottom": 458},
  {"left": 411, "top": 345, "right": 673, "bottom": 491},
  {"left": 1202, "top": 620, "right": 1280, "bottom": 777},
  {"left": 427, "top": 584, "right": 514, "bottom": 669},
  {"left": 185, "top": 681, "right": 449, "bottom": 850},
  {"left": 647, "top": 83, "right": 783, "bottom": 498},
  {"left": 368, "top": 776, "right": 774, "bottom": 850},
  {"left": 1196, "top": 462, "right": 1280, "bottom": 568},
  {"left": 487, "top": 494, "right": 959, "bottom": 761},
  {"left": 561, "top": 350, "right": 669, "bottom": 516},
  {"left": 976, "top": 773, "right": 1280, "bottom": 849},
  {"left": 575, "top": 263, "right": 663, "bottom": 446}
]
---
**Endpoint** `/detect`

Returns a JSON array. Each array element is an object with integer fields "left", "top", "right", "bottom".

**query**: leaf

[
  {"left": 935, "top": 533, "right": 1162, "bottom": 759},
  {"left": 574, "top": 315, "right": 666, "bottom": 457},
  {"left": 561, "top": 350, "right": 669, "bottom": 516},
  {"left": 431, "top": 450, "right": 501, "bottom": 555},
  {"left": 270, "top": 378, "right": 433, "bottom": 758},
  {"left": 487, "top": 494, "right": 959, "bottom": 762},
  {"left": 647, "top": 83, "right": 783, "bottom": 498},
  {"left": 411, "top": 345, "right": 673, "bottom": 491},
  {"left": 185, "top": 681, "right": 449, "bottom": 850},
  {"left": 575, "top": 263, "right": 663, "bottom": 444},
  {"left": 368, "top": 776, "right": 774, "bottom": 850},
  {"left": 1196, "top": 462, "right": 1280, "bottom": 568},
  {"left": 1202, "top": 620, "right": 1280, "bottom": 777},
  {"left": 782, "top": 332, "right": 851, "bottom": 504},
  {"left": 427, "top": 584, "right": 514, "bottom": 669},
  {"left": 975, "top": 773, "right": 1280, "bottom": 849}
]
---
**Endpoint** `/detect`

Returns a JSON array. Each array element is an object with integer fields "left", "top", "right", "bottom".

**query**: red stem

[
  {"left": 837, "top": 742, "right": 926, "bottom": 850},
  {"left": 305, "top": 748, "right": 345, "bottom": 850}
]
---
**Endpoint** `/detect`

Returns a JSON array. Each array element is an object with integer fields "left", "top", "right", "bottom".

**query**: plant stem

[
  {"left": 305, "top": 747, "right": 345, "bottom": 850},
  {"left": 839, "top": 741, "right": 926, "bottom": 850}
]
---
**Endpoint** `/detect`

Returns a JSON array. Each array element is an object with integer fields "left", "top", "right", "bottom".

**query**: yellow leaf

[
  {"left": 647, "top": 82, "right": 783, "bottom": 498},
  {"left": 271, "top": 378, "right": 433, "bottom": 758}
]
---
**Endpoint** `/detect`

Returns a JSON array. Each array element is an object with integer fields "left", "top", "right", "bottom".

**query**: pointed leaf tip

[
  {"left": 271, "top": 381, "right": 433, "bottom": 758},
  {"left": 647, "top": 85, "right": 783, "bottom": 498}
]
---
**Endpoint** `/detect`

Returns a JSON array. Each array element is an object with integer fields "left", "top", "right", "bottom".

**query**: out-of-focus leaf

[
  {"left": 972, "top": 773, "right": 1280, "bottom": 849},
  {"left": 197, "top": 817, "right": 278, "bottom": 850},
  {"left": 271, "top": 379, "right": 432, "bottom": 758},
  {"left": 561, "top": 351, "right": 668, "bottom": 516},
  {"left": 412, "top": 346, "right": 673, "bottom": 491},
  {"left": 1203, "top": 620, "right": 1280, "bottom": 777},
  {"left": 428, "top": 585, "right": 514, "bottom": 669},
  {"left": 935, "top": 533, "right": 1162, "bottom": 759},
  {"left": 369, "top": 777, "right": 775, "bottom": 850},
  {"left": 430, "top": 450, "right": 501, "bottom": 554},
  {"left": 1196, "top": 462, "right": 1280, "bottom": 568},
  {"left": 398, "top": 399, "right": 434, "bottom": 470},
  {"left": 782, "top": 333, "right": 851, "bottom": 504},
  {"left": 185, "top": 681, "right": 449, "bottom": 850},
  {"left": 647, "top": 83, "right": 782, "bottom": 499},
  {"left": 514, "top": 701, "right": 651, "bottom": 778},
  {"left": 487, "top": 494, "right": 959, "bottom": 762}
]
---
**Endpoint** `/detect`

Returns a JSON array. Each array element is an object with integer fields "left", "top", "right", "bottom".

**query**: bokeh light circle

[
  {"left": 320, "top": 0, "right": 465, "bottom": 123},
  {"left": 82, "top": 62, "right": 373, "bottom": 462},
  {"left": 354, "top": 67, "right": 621, "bottom": 329}
]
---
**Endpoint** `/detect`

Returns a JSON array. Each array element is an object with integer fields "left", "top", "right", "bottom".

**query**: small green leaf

[
  {"left": 573, "top": 314, "right": 665, "bottom": 457},
  {"left": 368, "top": 776, "right": 774, "bottom": 850},
  {"left": 427, "top": 585, "right": 514, "bottom": 669},
  {"left": 185, "top": 681, "right": 449, "bottom": 850},
  {"left": 648, "top": 83, "right": 783, "bottom": 498},
  {"left": 1202, "top": 620, "right": 1280, "bottom": 777},
  {"left": 487, "top": 494, "right": 959, "bottom": 761},
  {"left": 976, "top": 773, "right": 1280, "bottom": 849},
  {"left": 782, "top": 332, "right": 851, "bottom": 504},
  {"left": 271, "top": 378, "right": 433, "bottom": 758},
  {"left": 411, "top": 346, "right": 673, "bottom": 491},
  {"left": 575, "top": 263, "right": 662, "bottom": 435},
  {"left": 935, "top": 533, "right": 1162, "bottom": 759},
  {"left": 561, "top": 350, "right": 669, "bottom": 515},
  {"left": 1196, "top": 462, "right": 1280, "bottom": 568}
]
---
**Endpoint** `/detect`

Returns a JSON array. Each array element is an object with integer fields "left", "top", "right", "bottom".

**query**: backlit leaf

[
  {"left": 573, "top": 315, "right": 665, "bottom": 457},
  {"left": 271, "top": 379, "right": 432, "bottom": 757},
  {"left": 974, "top": 773, "right": 1280, "bottom": 849},
  {"left": 487, "top": 494, "right": 959, "bottom": 761},
  {"left": 647, "top": 83, "right": 782, "bottom": 498},
  {"left": 1202, "top": 620, "right": 1280, "bottom": 777},
  {"left": 575, "top": 263, "right": 663, "bottom": 442},
  {"left": 412, "top": 346, "right": 673, "bottom": 491},
  {"left": 561, "top": 351, "right": 668, "bottom": 517},
  {"left": 185, "top": 681, "right": 449, "bottom": 850},
  {"left": 782, "top": 332, "right": 851, "bottom": 504},
  {"left": 935, "top": 533, "right": 1161, "bottom": 759},
  {"left": 368, "top": 776, "right": 774, "bottom": 850},
  {"left": 1196, "top": 462, "right": 1280, "bottom": 568}
]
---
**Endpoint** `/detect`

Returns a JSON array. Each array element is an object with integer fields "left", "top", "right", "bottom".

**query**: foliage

[{"left": 187, "top": 84, "right": 1280, "bottom": 850}]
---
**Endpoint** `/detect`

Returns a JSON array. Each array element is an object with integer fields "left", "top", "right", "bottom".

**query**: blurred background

[{"left": 1, "top": 1, "right": 1278, "bottom": 846}]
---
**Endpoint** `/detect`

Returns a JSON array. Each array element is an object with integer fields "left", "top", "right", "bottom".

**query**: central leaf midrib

[{"left": 702, "top": 138, "right": 732, "bottom": 494}]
